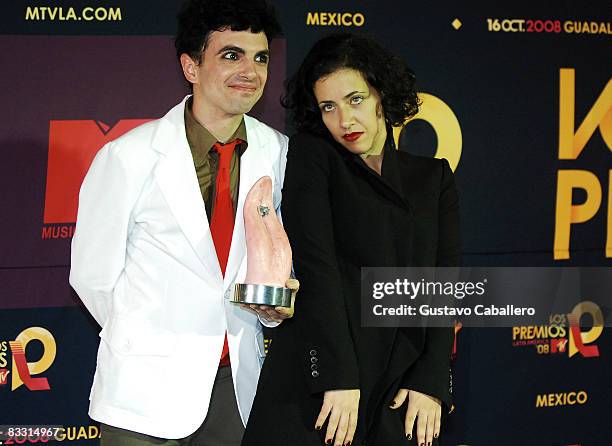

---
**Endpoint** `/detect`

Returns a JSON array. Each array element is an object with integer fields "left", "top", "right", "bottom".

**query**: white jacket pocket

[{"left": 99, "top": 315, "right": 176, "bottom": 356}]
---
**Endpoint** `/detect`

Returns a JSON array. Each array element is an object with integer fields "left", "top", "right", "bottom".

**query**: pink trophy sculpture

[{"left": 231, "top": 176, "right": 294, "bottom": 308}]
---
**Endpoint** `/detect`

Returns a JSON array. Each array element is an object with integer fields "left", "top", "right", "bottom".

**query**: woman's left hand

[{"left": 389, "top": 388, "right": 441, "bottom": 445}]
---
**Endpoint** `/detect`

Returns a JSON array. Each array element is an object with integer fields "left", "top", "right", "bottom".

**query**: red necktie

[{"left": 210, "top": 139, "right": 241, "bottom": 367}]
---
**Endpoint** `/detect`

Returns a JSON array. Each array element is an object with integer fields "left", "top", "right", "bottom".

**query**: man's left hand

[{"left": 247, "top": 278, "right": 299, "bottom": 323}]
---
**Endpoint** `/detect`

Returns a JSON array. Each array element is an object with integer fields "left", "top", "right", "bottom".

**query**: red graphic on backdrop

[
  {"left": 551, "top": 338, "right": 568, "bottom": 353},
  {"left": 0, "top": 369, "right": 9, "bottom": 385},
  {"left": 43, "top": 119, "right": 151, "bottom": 224},
  {"left": 452, "top": 321, "right": 462, "bottom": 359},
  {"left": 568, "top": 314, "right": 599, "bottom": 357},
  {"left": 9, "top": 341, "right": 49, "bottom": 391}
]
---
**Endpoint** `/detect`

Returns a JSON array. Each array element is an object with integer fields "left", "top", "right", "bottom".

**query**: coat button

[
  {"left": 310, "top": 357, "right": 318, "bottom": 363},
  {"left": 309, "top": 349, "right": 317, "bottom": 356},
  {"left": 311, "top": 364, "right": 318, "bottom": 370},
  {"left": 311, "top": 370, "right": 319, "bottom": 378}
]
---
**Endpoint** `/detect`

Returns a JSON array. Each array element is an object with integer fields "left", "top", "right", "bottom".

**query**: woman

[{"left": 243, "top": 33, "right": 460, "bottom": 446}]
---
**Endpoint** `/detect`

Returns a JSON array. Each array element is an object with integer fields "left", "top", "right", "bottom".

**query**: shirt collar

[{"left": 184, "top": 97, "right": 248, "bottom": 167}]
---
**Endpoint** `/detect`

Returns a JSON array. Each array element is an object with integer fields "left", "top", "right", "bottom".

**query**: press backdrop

[{"left": 1, "top": 1, "right": 610, "bottom": 445}]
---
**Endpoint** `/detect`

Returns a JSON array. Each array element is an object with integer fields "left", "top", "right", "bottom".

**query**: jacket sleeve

[
  {"left": 281, "top": 134, "right": 359, "bottom": 394},
  {"left": 69, "top": 141, "right": 138, "bottom": 327},
  {"left": 401, "top": 158, "right": 460, "bottom": 411}
]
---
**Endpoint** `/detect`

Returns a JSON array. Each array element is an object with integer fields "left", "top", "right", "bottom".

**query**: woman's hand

[
  {"left": 315, "top": 389, "right": 360, "bottom": 446},
  {"left": 389, "top": 388, "right": 441, "bottom": 445}
]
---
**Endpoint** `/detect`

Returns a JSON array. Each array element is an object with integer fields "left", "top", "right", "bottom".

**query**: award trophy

[{"left": 231, "top": 176, "right": 293, "bottom": 307}]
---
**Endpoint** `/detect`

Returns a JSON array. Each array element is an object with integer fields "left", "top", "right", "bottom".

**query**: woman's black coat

[{"left": 243, "top": 132, "right": 461, "bottom": 445}]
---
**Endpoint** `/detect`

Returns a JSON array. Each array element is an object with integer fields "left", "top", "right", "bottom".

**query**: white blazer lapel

[{"left": 152, "top": 99, "right": 223, "bottom": 281}]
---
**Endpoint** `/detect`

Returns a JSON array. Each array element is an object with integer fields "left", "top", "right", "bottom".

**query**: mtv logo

[
  {"left": 0, "top": 368, "right": 9, "bottom": 385},
  {"left": 43, "top": 119, "right": 150, "bottom": 223},
  {"left": 551, "top": 338, "right": 568, "bottom": 353}
]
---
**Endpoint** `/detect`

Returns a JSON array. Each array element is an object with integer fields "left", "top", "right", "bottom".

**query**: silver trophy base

[{"left": 231, "top": 283, "right": 292, "bottom": 308}]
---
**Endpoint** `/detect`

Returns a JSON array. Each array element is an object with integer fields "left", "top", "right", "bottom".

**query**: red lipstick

[{"left": 343, "top": 132, "right": 363, "bottom": 142}]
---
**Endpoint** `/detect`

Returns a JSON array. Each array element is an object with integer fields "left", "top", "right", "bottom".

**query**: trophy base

[{"left": 231, "top": 283, "right": 292, "bottom": 308}]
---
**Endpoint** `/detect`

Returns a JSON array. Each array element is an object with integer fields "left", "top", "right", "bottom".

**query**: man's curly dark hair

[
  {"left": 283, "top": 33, "right": 420, "bottom": 136},
  {"left": 175, "top": 0, "right": 282, "bottom": 63}
]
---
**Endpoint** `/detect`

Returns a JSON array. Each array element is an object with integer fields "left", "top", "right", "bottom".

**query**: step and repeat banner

[{"left": 0, "top": 1, "right": 610, "bottom": 445}]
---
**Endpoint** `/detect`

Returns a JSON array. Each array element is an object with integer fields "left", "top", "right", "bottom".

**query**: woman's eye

[
  {"left": 222, "top": 52, "right": 239, "bottom": 61},
  {"left": 321, "top": 104, "right": 335, "bottom": 113},
  {"left": 350, "top": 95, "right": 364, "bottom": 105}
]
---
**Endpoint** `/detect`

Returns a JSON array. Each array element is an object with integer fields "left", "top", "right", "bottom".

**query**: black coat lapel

[{"left": 349, "top": 138, "right": 412, "bottom": 214}]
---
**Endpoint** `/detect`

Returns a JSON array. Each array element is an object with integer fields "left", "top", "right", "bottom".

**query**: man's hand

[
  {"left": 247, "top": 278, "right": 299, "bottom": 323},
  {"left": 315, "top": 389, "right": 360, "bottom": 446},
  {"left": 389, "top": 388, "right": 441, "bottom": 445}
]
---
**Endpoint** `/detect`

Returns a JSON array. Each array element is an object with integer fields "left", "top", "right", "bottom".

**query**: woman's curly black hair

[
  {"left": 175, "top": 0, "right": 281, "bottom": 63},
  {"left": 283, "top": 32, "right": 420, "bottom": 136}
]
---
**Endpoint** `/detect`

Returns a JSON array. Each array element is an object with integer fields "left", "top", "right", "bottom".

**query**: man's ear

[{"left": 179, "top": 53, "right": 199, "bottom": 84}]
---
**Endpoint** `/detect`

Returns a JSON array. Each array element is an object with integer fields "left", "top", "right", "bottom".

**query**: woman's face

[{"left": 313, "top": 68, "right": 387, "bottom": 156}]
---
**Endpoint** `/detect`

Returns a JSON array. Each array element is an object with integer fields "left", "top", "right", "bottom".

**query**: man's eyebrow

[
  {"left": 256, "top": 49, "right": 270, "bottom": 57},
  {"left": 217, "top": 45, "right": 245, "bottom": 55}
]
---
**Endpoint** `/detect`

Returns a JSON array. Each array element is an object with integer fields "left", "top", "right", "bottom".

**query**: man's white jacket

[{"left": 69, "top": 97, "right": 288, "bottom": 438}]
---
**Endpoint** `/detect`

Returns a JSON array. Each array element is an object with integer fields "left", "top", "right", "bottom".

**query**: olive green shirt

[{"left": 184, "top": 98, "right": 247, "bottom": 220}]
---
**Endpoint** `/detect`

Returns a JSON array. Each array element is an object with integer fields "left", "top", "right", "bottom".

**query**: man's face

[{"left": 189, "top": 29, "right": 270, "bottom": 119}]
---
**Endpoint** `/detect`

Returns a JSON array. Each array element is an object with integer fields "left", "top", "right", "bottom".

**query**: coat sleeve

[
  {"left": 69, "top": 141, "right": 139, "bottom": 327},
  {"left": 401, "top": 158, "right": 460, "bottom": 411},
  {"left": 281, "top": 134, "right": 359, "bottom": 394}
]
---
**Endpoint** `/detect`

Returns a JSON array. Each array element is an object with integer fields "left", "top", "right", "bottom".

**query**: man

[{"left": 69, "top": 0, "right": 289, "bottom": 444}]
